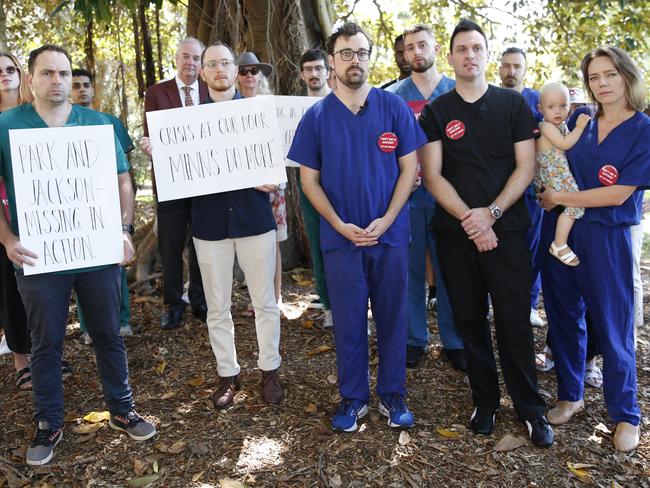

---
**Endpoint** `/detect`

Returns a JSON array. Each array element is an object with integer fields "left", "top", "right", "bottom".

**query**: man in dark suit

[{"left": 143, "top": 37, "right": 209, "bottom": 329}]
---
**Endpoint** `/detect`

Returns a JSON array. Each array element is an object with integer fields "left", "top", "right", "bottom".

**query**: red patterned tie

[{"left": 182, "top": 86, "right": 193, "bottom": 106}]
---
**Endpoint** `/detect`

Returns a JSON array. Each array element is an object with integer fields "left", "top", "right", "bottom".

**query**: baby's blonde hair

[{"left": 539, "top": 81, "right": 570, "bottom": 104}]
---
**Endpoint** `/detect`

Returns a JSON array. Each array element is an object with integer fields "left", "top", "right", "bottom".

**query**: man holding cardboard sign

[{"left": 0, "top": 45, "right": 155, "bottom": 466}]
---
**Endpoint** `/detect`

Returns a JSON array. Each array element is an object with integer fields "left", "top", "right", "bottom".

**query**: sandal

[
  {"left": 62, "top": 360, "right": 73, "bottom": 381},
  {"left": 15, "top": 366, "right": 32, "bottom": 390},
  {"left": 549, "top": 242, "right": 580, "bottom": 267},
  {"left": 584, "top": 362, "right": 603, "bottom": 388},
  {"left": 535, "top": 346, "right": 555, "bottom": 372}
]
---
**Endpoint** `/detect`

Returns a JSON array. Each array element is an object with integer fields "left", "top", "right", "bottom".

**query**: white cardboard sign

[
  {"left": 274, "top": 95, "right": 319, "bottom": 167},
  {"left": 147, "top": 95, "right": 287, "bottom": 201},
  {"left": 9, "top": 125, "right": 123, "bottom": 275}
]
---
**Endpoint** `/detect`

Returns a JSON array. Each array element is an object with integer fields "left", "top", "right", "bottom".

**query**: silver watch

[{"left": 488, "top": 203, "right": 503, "bottom": 220}]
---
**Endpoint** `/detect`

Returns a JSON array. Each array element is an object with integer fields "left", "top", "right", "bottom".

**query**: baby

[{"left": 534, "top": 82, "right": 590, "bottom": 266}]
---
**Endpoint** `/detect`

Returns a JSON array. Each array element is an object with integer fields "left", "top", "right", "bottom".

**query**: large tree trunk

[
  {"left": 139, "top": 0, "right": 156, "bottom": 88},
  {"left": 154, "top": 3, "right": 164, "bottom": 81},
  {"left": 84, "top": 18, "right": 96, "bottom": 75},
  {"left": 132, "top": 9, "right": 145, "bottom": 98}
]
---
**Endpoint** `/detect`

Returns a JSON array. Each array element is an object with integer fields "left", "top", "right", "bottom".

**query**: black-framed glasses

[
  {"left": 302, "top": 65, "right": 326, "bottom": 74},
  {"left": 202, "top": 59, "right": 234, "bottom": 70},
  {"left": 333, "top": 49, "right": 371, "bottom": 61},
  {"left": 0, "top": 66, "right": 17, "bottom": 76},
  {"left": 238, "top": 67, "right": 260, "bottom": 76}
]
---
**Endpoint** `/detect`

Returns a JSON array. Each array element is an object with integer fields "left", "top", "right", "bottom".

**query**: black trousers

[
  {"left": 157, "top": 198, "right": 205, "bottom": 309},
  {"left": 0, "top": 243, "right": 30, "bottom": 354},
  {"left": 436, "top": 229, "right": 546, "bottom": 420}
]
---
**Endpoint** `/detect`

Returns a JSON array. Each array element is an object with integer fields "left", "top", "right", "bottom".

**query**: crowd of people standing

[{"left": 0, "top": 15, "right": 648, "bottom": 467}]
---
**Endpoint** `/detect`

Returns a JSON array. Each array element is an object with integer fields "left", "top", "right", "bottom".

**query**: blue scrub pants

[
  {"left": 540, "top": 212, "right": 639, "bottom": 425},
  {"left": 436, "top": 230, "right": 546, "bottom": 420},
  {"left": 16, "top": 265, "right": 134, "bottom": 429},
  {"left": 525, "top": 188, "right": 543, "bottom": 309},
  {"left": 324, "top": 245, "right": 408, "bottom": 402},
  {"left": 407, "top": 207, "right": 463, "bottom": 350}
]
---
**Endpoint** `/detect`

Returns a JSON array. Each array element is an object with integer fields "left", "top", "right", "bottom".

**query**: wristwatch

[
  {"left": 122, "top": 224, "right": 135, "bottom": 236},
  {"left": 488, "top": 203, "right": 503, "bottom": 220}
]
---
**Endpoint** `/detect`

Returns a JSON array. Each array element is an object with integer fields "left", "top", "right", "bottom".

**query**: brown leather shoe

[
  {"left": 212, "top": 375, "right": 240, "bottom": 410},
  {"left": 261, "top": 369, "right": 284, "bottom": 404}
]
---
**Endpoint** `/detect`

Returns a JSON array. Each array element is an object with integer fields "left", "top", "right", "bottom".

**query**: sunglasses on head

[{"left": 238, "top": 67, "right": 260, "bottom": 76}]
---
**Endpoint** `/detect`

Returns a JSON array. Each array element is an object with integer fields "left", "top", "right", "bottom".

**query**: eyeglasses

[
  {"left": 302, "top": 66, "right": 326, "bottom": 74},
  {"left": 333, "top": 49, "right": 371, "bottom": 62},
  {"left": 202, "top": 59, "right": 234, "bottom": 70},
  {"left": 0, "top": 66, "right": 17, "bottom": 76},
  {"left": 238, "top": 67, "right": 260, "bottom": 76}
]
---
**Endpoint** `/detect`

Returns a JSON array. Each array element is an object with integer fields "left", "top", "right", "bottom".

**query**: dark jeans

[
  {"left": 436, "top": 229, "right": 546, "bottom": 421},
  {"left": 16, "top": 265, "right": 134, "bottom": 429},
  {"left": 157, "top": 198, "right": 205, "bottom": 309},
  {"left": 0, "top": 244, "right": 30, "bottom": 354}
]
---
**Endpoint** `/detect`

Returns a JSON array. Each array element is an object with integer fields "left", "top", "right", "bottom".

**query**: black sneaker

[
  {"left": 406, "top": 345, "right": 426, "bottom": 368},
  {"left": 109, "top": 410, "right": 156, "bottom": 441},
  {"left": 26, "top": 421, "right": 63, "bottom": 466},
  {"left": 525, "top": 416, "right": 554, "bottom": 448},
  {"left": 470, "top": 407, "right": 496, "bottom": 435}
]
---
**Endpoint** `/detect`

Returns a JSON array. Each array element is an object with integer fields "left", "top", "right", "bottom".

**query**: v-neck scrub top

[
  {"left": 288, "top": 87, "right": 427, "bottom": 252},
  {"left": 566, "top": 111, "right": 650, "bottom": 225}
]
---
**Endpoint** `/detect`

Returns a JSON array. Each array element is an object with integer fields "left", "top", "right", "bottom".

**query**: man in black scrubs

[{"left": 418, "top": 19, "right": 553, "bottom": 447}]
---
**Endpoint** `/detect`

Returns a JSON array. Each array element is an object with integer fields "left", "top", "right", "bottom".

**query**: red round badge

[
  {"left": 598, "top": 164, "right": 619, "bottom": 186},
  {"left": 445, "top": 120, "right": 465, "bottom": 140},
  {"left": 378, "top": 132, "right": 398, "bottom": 153}
]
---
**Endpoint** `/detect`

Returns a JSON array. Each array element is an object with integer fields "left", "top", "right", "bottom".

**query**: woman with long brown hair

[
  {"left": 0, "top": 52, "right": 34, "bottom": 389},
  {"left": 539, "top": 46, "right": 649, "bottom": 452}
]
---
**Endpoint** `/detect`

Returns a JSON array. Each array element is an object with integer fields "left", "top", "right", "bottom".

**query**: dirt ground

[{"left": 0, "top": 264, "right": 649, "bottom": 487}]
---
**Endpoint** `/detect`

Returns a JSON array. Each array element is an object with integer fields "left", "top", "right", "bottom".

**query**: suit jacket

[
  {"left": 143, "top": 77, "right": 208, "bottom": 195},
  {"left": 143, "top": 77, "right": 209, "bottom": 136}
]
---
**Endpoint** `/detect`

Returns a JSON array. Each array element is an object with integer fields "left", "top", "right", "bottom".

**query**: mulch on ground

[{"left": 1, "top": 268, "right": 649, "bottom": 487}]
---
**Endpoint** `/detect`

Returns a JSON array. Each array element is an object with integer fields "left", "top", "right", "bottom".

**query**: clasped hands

[{"left": 461, "top": 207, "right": 498, "bottom": 252}]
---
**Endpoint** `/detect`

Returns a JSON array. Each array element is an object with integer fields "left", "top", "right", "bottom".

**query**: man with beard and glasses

[
  {"left": 387, "top": 24, "right": 465, "bottom": 371},
  {"left": 297, "top": 49, "right": 332, "bottom": 327},
  {"left": 289, "top": 22, "right": 426, "bottom": 432},
  {"left": 381, "top": 35, "right": 412, "bottom": 90},
  {"left": 499, "top": 47, "right": 545, "bottom": 329},
  {"left": 418, "top": 19, "right": 553, "bottom": 447}
]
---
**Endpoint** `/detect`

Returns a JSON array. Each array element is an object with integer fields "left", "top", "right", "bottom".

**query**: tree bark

[
  {"left": 139, "top": 0, "right": 156, "bottom": 89},
  {"left": 155, "top": 2, "right": 164, "bottom": 81},
  {"left": 0, "top": 0, "right": 8, "bottom": 52},
  {"left": 84, "top": 18, "right": 96, "bottom": 75},
  {"left": 132, "top": 9, "right": 145, "bottom": 99}
]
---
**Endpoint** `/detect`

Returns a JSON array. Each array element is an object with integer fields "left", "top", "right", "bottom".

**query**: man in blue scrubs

[
  {"left": 499, "top": 47, "right": 545, "bottom": 328},
  {"left": 0, "top": 45, "right": 155, "bottom": 466},
  {"left": 289, "top": 22, "right": 425, "bottom": 432},
  {"left": 387, "top": 23, "right": 465, "bottom": 370}
]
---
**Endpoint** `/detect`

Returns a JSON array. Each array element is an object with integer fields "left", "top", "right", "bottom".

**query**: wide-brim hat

[{"left": 236, "top": 52, "right": 273, "bottom": 76}]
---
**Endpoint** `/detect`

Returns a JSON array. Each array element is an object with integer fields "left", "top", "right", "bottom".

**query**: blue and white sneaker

[
  {"left": 331, "top": 399, "right": 368, "bottom": 432},
  {"left": 379, "top": 394, "right": 414, "bottom": 428}
]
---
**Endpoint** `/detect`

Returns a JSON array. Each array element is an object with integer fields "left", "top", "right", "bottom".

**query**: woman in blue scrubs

[{"left": 539, "top": 46, "right": 650, "bottom": 452}]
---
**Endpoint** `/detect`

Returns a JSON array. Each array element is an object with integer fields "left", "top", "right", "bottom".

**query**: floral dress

[
  {"left": 270, "top": 184, "right": 288, "bottom": 242},
  {"left": 534, "top": 122, "right": 585, "bottom": 219}
]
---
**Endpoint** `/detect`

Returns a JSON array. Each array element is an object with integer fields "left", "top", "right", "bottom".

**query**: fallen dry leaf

[
  {"left": 127, "top": 475, "right": 160, "bottom": 487},
  {"left": 398, "top": 431, "right": 411, "bottom": 445},
  {"left": 567, "top": 462, "right": 593, "bottom": 483},
  {"left": 572, "top": 463, "right": 597, "bottom": 470},
  {"left": 191, "top": 443, "right": 210, "bottom": 455},
  {"left": 219, "top": 479, "right": 246, "bottom": 488},
  {"left": 133, "top": 459, "right": 151, "bottom": 477},
  {"left": 302, "top": 320, "right": 314, "bottom": 329},
  {"left": 192, "top": 471, "right": 206, "bottom": 482},
  {"left": 329, "top": 474, "right": 342, "bottom": 488},
  {"left": 187, "top": 373, "right": 205, "bottom": 387},
  {"left": 436, "top": 428, "right": 460, "bottom": 438},
  {"left": 160, "top": 391, "right": 177, "bottom": 400},
  {"left": 326, "top": 374, "right": 337, "bottom": 384},
  {"left": 73, "top": 423, "right": 103, "bottom": 434},
  {"left": 306, "top": 345, "right": 332, "bottom": 357},
  {"left": 305, "top": 403, "right": 317, "bottom": 413},
  {"left": 168, "top": 441, "right": 186, "bottom": 454},
  {"left": 154, "top": 360, "right": 166, "bottom": 375},
  {"left": 154, "top": 443, "right": 169, "bottom": 453},
  {"left": 82, "top": 411, "right": 110, "bottom": 423},
  {"left": 494, "top": 434, "right": 526, "bottom": 452}
]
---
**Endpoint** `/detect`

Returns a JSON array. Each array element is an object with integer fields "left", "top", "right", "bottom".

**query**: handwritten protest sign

[
  {"left": 275, "top": 96, "right": 319, "bottom": 167},
  {"left": 9, "top": 125, "right": 123, "bottom": 275},
  {"left": 147, "top": 95, "right": 286, "bottom": 202}
]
